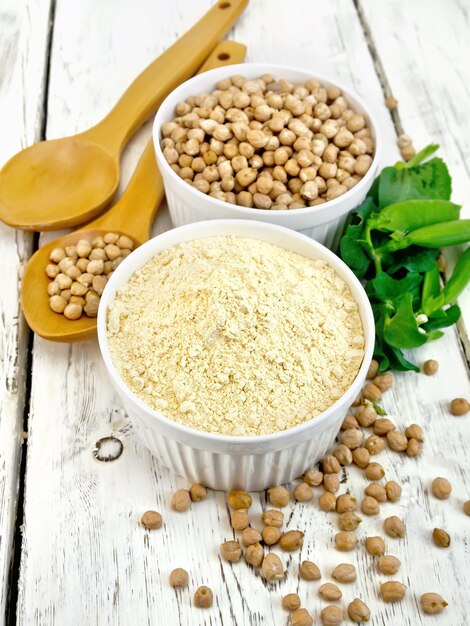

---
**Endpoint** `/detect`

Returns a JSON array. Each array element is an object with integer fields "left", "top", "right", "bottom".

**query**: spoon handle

[
  {"left": 84, "top": 0, "right": 248, "bottom": 154},
  {"left": 90, "top": 40, "right": 248, "bottom": 243}
]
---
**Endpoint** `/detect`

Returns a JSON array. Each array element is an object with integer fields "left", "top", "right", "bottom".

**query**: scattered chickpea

[
  {"left": 282, "top": 593, "right": 301, "bottom": 611},
  {"left": 336, "top": 494, "right": 357, "bottom": 514},
  {"left": 365, "top": 462, "right": 385, "bottom": 481},
  {"left": 340, "top": 429, "right": 364, "bottom": 450},
  {"left": 431, "top": 477, "right": 452, "bottom": 500},
  {"left": 385, "top": 481, "right": 402, "bottom": 502},
  {"left": 322, "top": 455, "right": 341, "bottom": 474},
  {"left": 189, "top": 483, "right": 207, "bottom": 502},
  {"left": 365, "top": 536, "right": 385, "bottom": 556},
  {"left": 220, "top": 539, "right": 242, "bottom": 562},
  {"left": 406, "top": 438, "right": 423, "bottom": 457},
  {"left": 332, "top": 445, "right": 353, "bottom": 466},
  {"left": 320, "top": 605, "right": 343, "bottom": 626},
  {"left": 385, "top": 95, "right": 398, "bottom": 110},
  {"left": 380, "top": 581, "right": 406, "bottom": 602},
  {"left": 450, "top": 397, "right": 470, "bottom": 416},
  {"left": 365, "top": 483, "right": 387, "bottom": 503},
  {"left": 294, "top": 482, "right": 314, "bottom": 502},
  {"left": 348, "top": 598, "right": 370, "bottom": 622},
  {"left": 332, "top": 563, "right": 356, "bottom": 583},
  {"left": 373, "top": 373, "right": 393, "bottom": 392},
  {"left": 383, "top": 515, "right": 406, "bottom": 538},
  {"left": 404, "top": 424, "right": 424, "bottom": 442},
  {"left": 378, "top": 555, "right": 401, "bottom": 575},
  {"left": 140, "top": 510, "right": 162, "bottom": 530},
  {"left": 423, "top": 359, "right": 439, "bottom": 376},
  {"left": 386, "top": 430, "right": 408, "bottom": 452},
  {"left": 299, "top": 560, "right": 321, "bottom": 581},
  {"left": 291, "top": 608, "right": 314, "bottom": 626},
  {"left": 421, "top": 593, "right": 448, "bottom": 615},
  {"left": 319, "top": 582, "right": 342, "bottom": 601},
  {"left": 245, "top": 542, "right": 264, "bottom": 568},
  {"left": 241, "top": 528, "right": 262, "bottom": 547},
  {"left": 363, "top": 383, "right": 382, "bottom": 402},
  {"left": 367, "top": 359, "right": 379, "bottom": 379},
  {"left": 355, "top": 404, "right": 377, "bottom": 428},
  {"left": 261, "top": 509, "right": 284, "bottom": 527},
  {"left": 323, "top": 473, "right": 340, "bottom": 493},
  {"left": 194, "top": 585, "right": 213, "bottom": 608},
  {"left": 169, "top": 568, "right": 189, "bottom": 588},
  {"left": 268, "top": 485, "right": 290, "bottom": 507},
  {"left": 464, "top": 500, "right": 470, "bottom": 516},
  {"left": 262, "top": 525, "right": 282, "bottom": 546},
  {"left": 280, "top": 530, "right": 304, "bottom": 552},
  {"left": 432, "top": 527, "right": 451, "bottom": 548},
  {"left": 335, "top": 531, "right": 358, "bottom": 551},
  {"left": 319, "top": 492, "right": 337, "bottom": 512},
  {"left": 352, "top": 447, "right": 370, "bottom": 469},
  {"left": 304, "top": 468, "right": 324, "bottom": 487},
  {"left": 341, "top": 413, "right": 360, "bottom": 430},
  {"left": 364, "top": 435, "right": 385, "bottom": 456},
  {"left": 261, "top": 552, "right": 285, "bottom": 581},
  {"left": 338, "top": 512, "right": 362, "bottom": 531},
  {"left": 361, "top": 496, "right": 380, "bottom": 516},
  {"left": 373, "top": 418, "right": 396, "bottom": 437},
  {"left": 231, "top": 509, "right": 249, "bottom": 531},
  {"left": 227, "top": 490, "right": 252, "bottom": 510},
  {"left": 171, "top": 489, "right": 191, "bottom": 512}
]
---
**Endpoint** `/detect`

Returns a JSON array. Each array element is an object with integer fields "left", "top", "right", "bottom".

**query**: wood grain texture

[
  {"left": 0, "top": 0, "right": 51, "bottom": 618},
  {"left": 13, "top": 1, "right": 470, "bottom": 625},
  {"left": 358, "top": 0, "right": 470, "bottom": 352}
]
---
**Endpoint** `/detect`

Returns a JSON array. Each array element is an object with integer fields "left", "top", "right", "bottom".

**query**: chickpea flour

[{"left": 107, "top": 236, "right": 364, "bottom": 435}]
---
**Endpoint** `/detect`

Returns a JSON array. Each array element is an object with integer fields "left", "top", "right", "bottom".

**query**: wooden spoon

[
  {"left": 0, "top": 0, "right": 247, "bottom": 231},
  {"left": 21, "top": 40, "right": 247, "bottom": 342}
]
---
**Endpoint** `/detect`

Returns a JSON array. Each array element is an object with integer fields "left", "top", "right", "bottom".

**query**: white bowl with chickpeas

[
  {"left": 153, "top": 64, "right": 381, "bottom": 248},
  {"left": 98, "top": 219, "right": 374, "bottom": 491}
]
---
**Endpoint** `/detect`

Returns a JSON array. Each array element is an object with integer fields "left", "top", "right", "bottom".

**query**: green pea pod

[
  {"left": 369, "top": 199, "right": 460, "bottom": 233},
  {"left": 383, "top": 220, "right": 470, "bottom": 252},
  {"left": 424, "top": 247, "right": 470, "bottom": 314},
  {"left": 421, "top": 264, "right": 441, "bottom": 314}
]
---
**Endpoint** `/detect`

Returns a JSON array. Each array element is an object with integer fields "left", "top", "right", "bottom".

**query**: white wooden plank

[
  {"left": 0, "top": 0, "right": 52, "bottom": 620},
  {"left": 17, "top": 1, "right": 470, "bottom": 625},
  {"left": 358, "top": 0, "right": 470, "bottom": 352}
]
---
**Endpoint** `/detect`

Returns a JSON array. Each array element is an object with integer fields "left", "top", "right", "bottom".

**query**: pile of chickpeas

[
  {"left": 45, "top": 233, "right": 134, "bottom": 320},
  {"left": 161, "top": 74, "right": 375, "bottom": 210}
]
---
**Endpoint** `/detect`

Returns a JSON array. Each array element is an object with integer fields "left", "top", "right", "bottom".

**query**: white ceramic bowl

[
  {"left": 153, "top": 63, "right": 382, "bottom": 249},
  {"left": 98, "top": 220, "right": 374, "bottom": 491}
]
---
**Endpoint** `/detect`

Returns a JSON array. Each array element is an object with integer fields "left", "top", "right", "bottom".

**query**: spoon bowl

[{"left": 0, "top": 137, "right": 118, "bottom": 230}]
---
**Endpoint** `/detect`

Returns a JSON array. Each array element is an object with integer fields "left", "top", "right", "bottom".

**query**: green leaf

[
  {"left": 370, "top": 199, "right": 460, "bottom": 233},
  {"left": 371, "top": 401, "right": 387, "bottom": 416},
  {"left": 426, "top": 329, "right": 445, "bottom": 342},
  {"left": 383, "top": 293, "right": 428, "bottom": 349},
  {"left": 378, "top": 157, "right": 451, "bottom": 208},
  {"left": 382, "top": 220, "right": 470, "bottom": 252},
  {"left": 422, "top": 305, "right": 461, "bottom": 332},
  {"left": 383, "top": 342, "right": 420, "bottom": 372},
  {"left": 387, "top": 247, "right": 439, "bottom": 274},
  {"left": 368, "top": 272, "right": 422, "bottom": 307},
  {"left": 339, "top": 197, "right": 375, "bottom": 278}
]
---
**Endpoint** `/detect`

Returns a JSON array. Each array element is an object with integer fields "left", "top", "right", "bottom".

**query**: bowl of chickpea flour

[
  {"left": 153, "top": 63, "right": 382, "bottom": 249},
  {"left": 97, "top": 220, "right": 375, "bottom": 490}
]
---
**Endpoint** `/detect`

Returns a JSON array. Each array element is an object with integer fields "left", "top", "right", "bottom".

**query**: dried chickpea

[
  {"left": 261, "top": 553, "right": 285, "bottom": 581},
  {"left": 228, "top": 490, "right": 252, "bottom": 510},
  {"left": 355, "top": 404, "right": 377, "bottom": 428},
  {"left": 245, "top": 542, "right": 264, "bottom": 568},
  {"left": 380, "top": 581, "right": 406, "bottom": 602},
  {"left": 262, "top": 525, "right": 282, "bottom": 546},
  {"left": 304, "top": 468, "right": 324, "bottom": 487},
  {"left": 294, "top": 482, "right": 314, "bottom": 502},
  {"left": 323, "top": 473, "right": 340, "bottom": 493},
  {"left": 220, "top": 540, "right": 242, "bottom": 562},
  {"left": 432, "top": 527, "right": 450, "bottom": 548},
  {"left": 194, "top": 586, "right": 213, "bottom": 608},
  {"left": 332, "top": 563, "right": 356, "bottom": 583},
  {"left": 406, "top": 438, "right": 423, "bottom": 457},
  {"left": 364, "top": 434, "right": 385, "bottom": 456},
  {"left": 385, "top": 480, "right": 402, "bottom": 502},
  {"left": 283, "top": 593, "right": 301, "bottom": 611},
  {"left": 335, "top": 531, "right": 358, "bottom": 551},
  {"left": 189, "top": 483, "right": 207, "bottom": 502},
  {"left": 140, "top": 510, "right": 162, "bottom": 530},
  {"left": 361, "top": 496, "right": 380, "bottom": 516},
  {"left": 280, "top": 530, "right": 304, "bottom": 552},
  {"left": 386, "top": 430, "right": 408, "bottom": 452},
  {"left": 365, "top": 536, "right": 385, "bottom": 556},
  {"left": 171, "top": 489, "right": 191, "bottom": 512},
  {"left": 322, "top": 455, "right": 341, "bottom": 474},
  {"left": 318, "top": 582, "right": 342, "bottom": 601},
  {"left": 464, "top": 500, "right": 470, "bottom": 515},
  {"left": 321, "top": 605, "right": 343, "bottom": 626},
  {"left": 352, "top": 447, "right": 370, "bottom": 469},
  {"left": 169, "top": 567, "right": 189, "bottom": 588},
  {"left": 299, "top": 560, "right": 321, "bottom": 581},
  {"left": 291, "top": 608, "right": 314, "bottom": 626},
  {"left": 383, "top": 515, "right": 406, "bottom": 538},
  {"left": 421, "top": 593, "right": 448, "bottom": 615},
  {"left": 241, "top": 527, "right": 262, "bottom": 547},
  {"left": 319, "top": 492, "right": 337, "bottom": 512},
  {"left": 365, "top": 483, "right": 387, "bottom": 503},
  {"left": 405, "top": 423, "right": 424, "bottom": 442},
  {"left": 332, "top": 445, "right": 353, "bottom": 466},
  {"left": 423, "top": 359, "right": 439, "bottom": 375},
  {"left": 338, "top": 512, "right": 362, "bottom": 531},
  {"left": 231, "top": 509, "right": 249, "bottom": 531},
  {"left": 336, "top": 494, "right": 357, "bottom": 514},
  {"left": 262, "top": 509, "right": 284, "bottom": 527},
  {"left": 341, "top": 413, "right": 360, "bottom": 430},
  {"left": 340, "top": 429, "right": 363, "bottom": 450},
  {"left": 450, "top": 397, "right": 469, "bottom": 416},
  {"left": 363, "top": 383, "right": 382, "bottom": 402},
  {"left": 373, "top": 418, "right": 396, "bottom": 437},
  {"left": 348, "top": 598, "right": 370, "bottom": 623},
  {"left": 431, "top": 477, "right": 452, "bottom": 500},
  {"left": 378, "top": 555, "right": 401, "bottom": 575},
  {"left": 268, "top": 485, "right": 290, "bottom": 507}
]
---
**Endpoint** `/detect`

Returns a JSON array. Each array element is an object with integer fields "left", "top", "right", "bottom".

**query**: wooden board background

[{"left": 0, "top": 1, "right": 468, "bottom": 624}]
